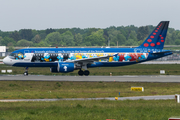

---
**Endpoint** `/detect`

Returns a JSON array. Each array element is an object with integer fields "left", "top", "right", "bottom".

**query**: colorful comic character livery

[{"left": 3, "top": 21, "right": 172, "bottom": 76}]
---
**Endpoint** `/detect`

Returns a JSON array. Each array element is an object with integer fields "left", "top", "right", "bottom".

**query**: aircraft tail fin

[{"left": 138, "top": 21, "right": 169, "bottom": 49}]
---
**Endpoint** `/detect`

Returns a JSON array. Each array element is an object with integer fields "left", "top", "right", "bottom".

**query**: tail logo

[
  {"left": 150, "top": 43, "right": 155, "bottom": 47},
  {"left": 147, "top": 39, "right": 152, "bottom": 42},
  {"left": 144, "top": 43, "right": 149, "bottom": 47},
  {"left": 150, "top": 36, "right": 154, "bottom": 38},
  {"left": 139, "top": 21, "right": 169, "bottom": 49},
  {"left": 157, "top": 42, "right": 161, "bottom": 45}
]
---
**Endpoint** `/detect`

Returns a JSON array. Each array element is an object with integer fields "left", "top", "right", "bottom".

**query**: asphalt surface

[
  {"left": 0, "top": 95, "right": 175, "bottom": 102},
  {"left": 0, "top": 75, "right": 180, "bottom": 82}
]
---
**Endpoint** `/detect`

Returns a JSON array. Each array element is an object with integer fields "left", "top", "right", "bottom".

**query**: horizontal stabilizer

[{"left": 151, "top": 51, "right": 172, "bottom": 54}]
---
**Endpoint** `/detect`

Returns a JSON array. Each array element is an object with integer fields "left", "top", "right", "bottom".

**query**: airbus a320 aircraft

[{"left": 3, "top": 21, "right": 172, "bottom": 76}]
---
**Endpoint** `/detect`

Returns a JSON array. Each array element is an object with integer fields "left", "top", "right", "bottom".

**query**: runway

[
  {"left": 0, "top": 75, "right": 180, "bottom": 82},
  {"left": 0, "top": 95, "right": 175, "bottom": 102}
]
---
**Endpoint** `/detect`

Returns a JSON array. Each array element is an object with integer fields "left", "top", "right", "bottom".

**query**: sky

[{"left": 0, "top": 0, "right": 180, "bottom": 31}]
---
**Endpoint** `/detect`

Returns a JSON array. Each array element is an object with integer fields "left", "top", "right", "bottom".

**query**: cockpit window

[
  {"left": 9, "top": 52, "right": 24, "bottom": 60},
  {"left": 9, "top": 53, "right": 16, "bottom": 56}
]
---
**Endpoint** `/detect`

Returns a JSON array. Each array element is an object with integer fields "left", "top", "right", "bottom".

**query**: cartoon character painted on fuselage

[
  {"left": 82, "top": 53, "right": 88, "bottom": 59},
  {"left": 17, "top": 53, "right": 24, "bottom": 60},
  {"left": 68, "top": 53, "right": 76, "bottom": 60},
  {"left": 57, "top": 53, "right": 63, "bottom": 62},
  {"left": 113, "top": 55, "right": 120, "bottom": 62},
  {"left": 124, "top": 53, "right": 132, "bottom": 62}
]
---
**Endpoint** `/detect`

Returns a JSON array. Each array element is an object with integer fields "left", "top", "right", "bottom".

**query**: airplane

[{"left": 3, "top": 21, "right": 172, "bottom": 76}]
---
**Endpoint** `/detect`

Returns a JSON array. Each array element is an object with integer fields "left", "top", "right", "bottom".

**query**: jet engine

[{"left": 50, "top": 62, "right": 75, "bottom": 73}]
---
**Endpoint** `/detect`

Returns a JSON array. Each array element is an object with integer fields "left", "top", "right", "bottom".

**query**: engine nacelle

[{"left": 50, "top": 62, "right": 75, "bottom": 73}]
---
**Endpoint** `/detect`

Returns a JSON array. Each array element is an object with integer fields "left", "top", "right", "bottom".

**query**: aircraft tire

[
  {"left": 78, "top": 70, "right": 84, "bottom": 76},
  {"left": 24, "top": 72, "right": 28, "bottom": 76},
  {"left": 84, "top": 70, "right": 90, "bottom": 76}
]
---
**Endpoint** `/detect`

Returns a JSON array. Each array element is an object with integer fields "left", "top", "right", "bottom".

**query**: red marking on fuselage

[
  {"left": 129, "top": 53, "right": 138, "bottom": 61},
  {"left": 118, "top": 54, "right": 125, "bottom": 61},
  {"left": 118, "top": 53, "right": 148, "bottom": 62}
]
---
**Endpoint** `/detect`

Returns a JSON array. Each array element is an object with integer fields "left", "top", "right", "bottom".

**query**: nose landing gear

[{"left": 24, "top": 67, "right": 28, "bottom": 76}]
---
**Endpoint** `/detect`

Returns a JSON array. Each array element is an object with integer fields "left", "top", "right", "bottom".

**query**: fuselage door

[{"left": 24, "top": 53, "right": 33, "bottom": 61}]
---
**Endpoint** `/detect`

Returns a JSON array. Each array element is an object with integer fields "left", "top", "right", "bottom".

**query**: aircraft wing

[{"left": 65, "top": 55, "right": 113, "bottom": 64}]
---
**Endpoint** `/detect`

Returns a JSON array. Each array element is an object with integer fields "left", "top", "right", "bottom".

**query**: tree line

[{"left": 0, "top": 25, "right": 180, "bottom": 51}]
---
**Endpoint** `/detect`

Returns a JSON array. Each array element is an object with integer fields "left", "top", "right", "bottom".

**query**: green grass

[
  {"left": 0, "top": 100, "right": 179, "bottom": 120},
  {"left": 0, "top": 64, "right": 179, "bottom": 119},
  {"left": 1, "top": 64, "right": 180, "bottom": 75},
  {"left": 0, "top": 81, "right": 180, "bottom": 99},
  {"left": 0, "top": 56, "right": 5, "bottom": 59}
]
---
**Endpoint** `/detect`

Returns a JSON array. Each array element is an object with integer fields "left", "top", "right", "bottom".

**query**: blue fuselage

[{"left": 3, "top": 47, "right": 172, "bottom": 68}]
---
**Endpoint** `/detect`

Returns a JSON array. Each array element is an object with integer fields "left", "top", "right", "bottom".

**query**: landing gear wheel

[
  {"left": 84, "top": 70, "right": 90, "bottom": 76},
  {"left": 24, "top": 67, "right": 29, "bottom": 76},
  {"left": 78, "top": 70, "right": 84, "bottom": 76},
  {"left": 24, "top": 72, "right": 28, "bottom": 76}
]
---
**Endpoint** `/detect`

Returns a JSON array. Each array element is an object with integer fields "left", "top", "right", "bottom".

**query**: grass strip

[
  {"left": 0, "top": 81, "right": 179, "bottom": 99},
  {"left": 0, "top": 100, "right": 179, "bottom": 120}
]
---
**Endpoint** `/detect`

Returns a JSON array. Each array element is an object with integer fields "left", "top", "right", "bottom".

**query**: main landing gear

[
  {"left": 78, "top": 69, "right": 90, "bottom": 76},
  {"left": 24, "top": 67, "right": 28, "bottom": 76}
]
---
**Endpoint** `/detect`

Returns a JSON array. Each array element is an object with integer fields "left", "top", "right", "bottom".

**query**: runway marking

[
  {"left": 0, "top": 75, "right": 180, "bottom": 82},
  {"left": 0, "top": 95, "right": 175, "bottom": 102}
]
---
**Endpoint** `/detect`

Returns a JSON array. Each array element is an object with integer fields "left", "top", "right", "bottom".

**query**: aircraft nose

[
  {"left": 3, "top": 57, "right": 8, "bottom": 64},
  {"left": 3, "top": 57, "right": 12, "bottom": 65}
]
